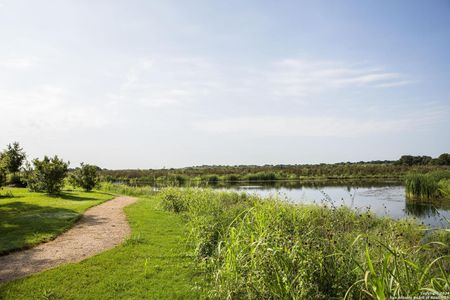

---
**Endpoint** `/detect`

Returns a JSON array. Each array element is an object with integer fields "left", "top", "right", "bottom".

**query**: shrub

[
  {"left": 69, "top": 163, "right": 99, "bottom": 191},
  {"left": 28, "top": 156, "right": 69, "bottom": 194},
  {"left": 6, "top": 173, "right": 27, "bottom": 187}
]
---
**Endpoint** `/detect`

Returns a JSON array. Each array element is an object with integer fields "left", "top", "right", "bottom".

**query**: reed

[
  {"left": 159, "top": 188, "right": 450, "bottom": 299},
  {"left": 405, "top": 170, "right": 450, "bottom": 200}
]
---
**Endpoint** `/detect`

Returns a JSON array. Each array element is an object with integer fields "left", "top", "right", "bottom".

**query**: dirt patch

[{"left": 0, "top": 196, "right": 137, "bottom": 282}]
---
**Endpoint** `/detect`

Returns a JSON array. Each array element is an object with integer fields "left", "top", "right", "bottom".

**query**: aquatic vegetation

[
  {"left": 159, "top": 188, "right": 450, "bottom": 299},
  {"left": 405, "top": 170, "right": 450, "bottom": 200}
]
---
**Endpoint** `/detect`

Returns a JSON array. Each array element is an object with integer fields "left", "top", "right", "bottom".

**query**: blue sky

[{"left": 0, "top": 0, "right": 449, "bottom": 168}]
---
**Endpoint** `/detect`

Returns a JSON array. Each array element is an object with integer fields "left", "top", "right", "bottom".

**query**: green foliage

[
  {"left": 433, "top": 153, "right": 450, "bottom": 166},
  {"left": 0, "top": 159, "right": 6, "bottom": 188},
  {"left": 0, "top": 142, "right": 26, "bottom": 175},
  {"left": 100, "top": 154, "right": 450, "bottom": 186},
  {"left": 28, "top": 156, "right": 69, "bottom": 194},
  {"left": 99, "top": 182, "right": 156, "bottom": 197},
  {"left": 159, "top": 188, "right": 450, "bottom": 299},
  {"left": 69, "top": 163, "right": 100, "bottom": 191},
  {"left": 405, "top": 170, "right": 450, "bottom": 199},
  {"left": 397, "top": 155, "right": 432, "bottom": 166},
  {"left": 243, "top": 171, "right": 278, "bottom": 181}
]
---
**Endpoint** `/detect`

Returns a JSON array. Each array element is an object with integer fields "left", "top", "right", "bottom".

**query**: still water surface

[{"left": 214, "top": 182, "right": 450, "bottom": 228}]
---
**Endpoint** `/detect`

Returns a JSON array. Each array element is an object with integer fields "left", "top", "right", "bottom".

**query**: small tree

[
  {"left": 1, "top": 142, "right": 26, "bottom": 175},
  {"left": 28, "top": 156, "right": 69, "bottom": 194},
  {"left": 0, "top": 158, "right": 7, "bottom": 188},
  {"left": 69, "top": 163, "right": 99, "bottom": 191}
]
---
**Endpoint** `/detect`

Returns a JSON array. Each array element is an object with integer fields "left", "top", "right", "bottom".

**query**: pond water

[{"left": 213, "top": 182, "right": 450, "bottom": 228}]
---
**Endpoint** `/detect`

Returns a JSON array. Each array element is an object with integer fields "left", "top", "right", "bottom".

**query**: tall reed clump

[
  {"left": 159, "top": 188, "right": 450, "bottom": 299},
  {"left": 405, "top": 170, "right": 450, "bottom": 200}
]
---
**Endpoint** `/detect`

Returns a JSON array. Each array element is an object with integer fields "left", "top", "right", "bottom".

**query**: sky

[{"left": 0, "top": 0, "right": 449, "bottom": 169}]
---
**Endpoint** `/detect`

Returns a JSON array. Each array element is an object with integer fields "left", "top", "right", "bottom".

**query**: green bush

[
  {"left": 69, "top": 163, "right": 100, "bottom": 191},
  {"left": 28, "top": 156, "right": 69, "bottom": 194},
  {"left": 6, "top": 173, "right": 27, "bottom": 187}
]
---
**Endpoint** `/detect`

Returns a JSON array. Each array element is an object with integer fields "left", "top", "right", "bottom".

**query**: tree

[
  {"left": 435, "top": 153, "right": 450, "bottom": 166},
  {"left": 1, "top": 142, "right": 26, "bottom": 175},
  {"left": 28, "top": 156, "right": 69, "bottom": 194},
  {"left": 69, "top": 163, "right": 99, "bottom": 191},
  {"left": 397, "top": 155, "right": 432, "bottom": 166},
  {"left": 0, "top": 158, "right": 6, "bottom": 188}
]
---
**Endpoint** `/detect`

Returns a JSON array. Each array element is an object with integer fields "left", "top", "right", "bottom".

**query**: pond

[{"left": 213, "top": 181, "right": 450, "bottom": 228}]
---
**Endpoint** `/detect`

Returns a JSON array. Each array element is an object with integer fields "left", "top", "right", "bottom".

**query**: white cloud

[
  {"left": 111, "top": 56, "right": 223, "bottom": 109},
  {"left": 0, "top": 85, "right": 110, "bottom": 134},
  {"left": 266, "top": 59, "right": 412, "bottom": 98},
  {"left": 109, "top": 56, "right": 412, "bottom": 111},
  {"left": 0, "top": 56, "right": 35, "bottom": 69},
  {"left": 193, "top": 111, "right": 440, "bottom": 138}
]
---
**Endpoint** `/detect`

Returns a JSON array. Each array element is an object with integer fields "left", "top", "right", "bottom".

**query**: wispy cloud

[
  {"left": 193, "top": 107, "right": 444, "bottom": 138},
  {"left": 108, "top": 56, "right": 413, "bottom": 110},
  {"left": 110, "top": 57, "right": 222, "bottom": 109},
  {"left": 0, "top": 56, "right": 36, "bottom": 69},
  {"left": 267, "top": 59, "right": 412, "bottom": 98},
  {"left": 0, "top": 85, "right": 110, "bottom": 134}
]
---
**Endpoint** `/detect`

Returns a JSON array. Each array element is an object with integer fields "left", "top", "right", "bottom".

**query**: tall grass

[
  {"left": 405, "top": 170, "right": 450, "bottom": 200},
  {"left": 159, "top": 188, "right": 450, "bottom": 299},
  {"left": 99, "top": 182, "right": 156, "bottom": 197}
]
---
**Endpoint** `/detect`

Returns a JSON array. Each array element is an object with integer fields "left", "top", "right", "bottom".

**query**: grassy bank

[
  {"left": 159, "top": 188, "right": 450, "bottom": 299},
  {"left": 0, "top": 195, "right": 207, "bottom": 299},
  {"left": 405, "top": 170, "right": 450, "bottom": 200},
  {"left": 0, "top": 188, "right": 113, "bottom": 255},
  {"left": 2, "top": 187, "right": 448, "bottom": 299}
]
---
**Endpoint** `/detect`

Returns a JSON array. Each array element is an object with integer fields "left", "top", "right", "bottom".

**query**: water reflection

[
  {"left": 404, "top": 201, "right": 438, "bottom": 218},
  {"left": 211, "top": 181, "right": 450, "bottom": 228},
  {"left": 122, "top": 179, "right": 450, "bottom": 228}
]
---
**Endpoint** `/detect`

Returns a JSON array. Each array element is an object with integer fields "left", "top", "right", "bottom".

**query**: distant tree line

[
  {"left": 396, "top": 154, "right": 450, "bottom": 166},
  {"left": 0, "top": 142, "right": 99, "bottom": 194},
  {"left": 100, "top": 153, "right": 450, "bottom": 185}
]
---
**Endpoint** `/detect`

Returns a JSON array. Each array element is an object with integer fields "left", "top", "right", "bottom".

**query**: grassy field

[
  {"left": 1, "top": 187, "right": 448, "bottom": 299},
  {"left": 0, "top": 195, "right": 207, "bottom": 299},
  {"left": 0, "top": 188, "right": 113, "bottom": 255}
]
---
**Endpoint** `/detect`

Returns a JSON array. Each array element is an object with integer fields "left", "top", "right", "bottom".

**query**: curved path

[{"left": 0, "top": 196, "right": 137, "bottom": 282}]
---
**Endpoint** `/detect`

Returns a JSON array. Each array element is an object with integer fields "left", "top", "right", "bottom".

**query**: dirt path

[{"left": 0, "top": 196, "right": 137, "bottom": 283}]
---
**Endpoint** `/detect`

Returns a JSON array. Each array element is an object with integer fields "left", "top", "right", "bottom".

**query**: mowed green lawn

[
  {"left": 0, "top": 188, "right": 114, "bottom": 255},
  {"left": 0, "top": 196, "right": 207, "bottom": 299}
]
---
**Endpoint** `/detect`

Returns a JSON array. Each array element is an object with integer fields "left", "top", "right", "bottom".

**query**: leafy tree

[
  {"left": 397, "top": 155, "right": 432, "bottom": 166},
  {"left": 0, "top": 158, "right": 6, "bottom": 188},
  {"left": 1, "top": 142, "right": 26, "bottom": 175},
  {"left": 28, "top": 156, "right": 69, "bottom": 194},
  {"left": 69, "top": 163, "right": 99, "bottom": 191},
  {"left": 434, "top": 153, "right": 450, "bottom": 166}
]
